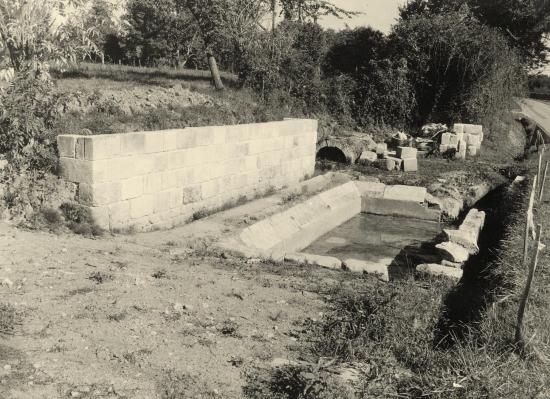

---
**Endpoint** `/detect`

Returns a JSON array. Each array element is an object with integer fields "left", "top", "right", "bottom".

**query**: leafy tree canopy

[{"left": 399, "top": 0, "right": 550, "bottom": 68}]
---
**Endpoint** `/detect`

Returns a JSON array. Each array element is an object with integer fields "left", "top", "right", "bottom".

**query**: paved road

[{"left": 518, "top": 98, "right": 550, "bottom": 136}]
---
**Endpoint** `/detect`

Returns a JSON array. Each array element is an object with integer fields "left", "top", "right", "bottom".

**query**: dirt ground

[{"left": 0, "top": 187, "right": 352, "bottom": 399}]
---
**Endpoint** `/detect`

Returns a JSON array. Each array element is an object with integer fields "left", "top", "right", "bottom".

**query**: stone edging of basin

[
  {"left": 217, "top": 177, "right": 440, "bottom": 282},
  {"left": 416, "top": 208, "right": 486, "bottom": 280}
]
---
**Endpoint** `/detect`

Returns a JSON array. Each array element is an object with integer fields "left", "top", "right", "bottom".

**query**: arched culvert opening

[{"left": 316, "top": 146, "right": 348, "bottom": 163}]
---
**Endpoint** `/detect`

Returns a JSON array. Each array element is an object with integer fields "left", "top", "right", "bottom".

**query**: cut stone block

[
  {"left": 57, "top": 135, "right": 79, "bottom": 158},
  {"left": 444, "top": 229, "right": 479, "bottom": 254},
  {"left": 121, "top": 132, "right": 146, "bottom": 155},
  {"left": 76, "top": 135, "right": 122, "bottom": 160},
  {"left": 453, "top": 124, "right": 465, "bottom": 135},
  {"left": 397, "top": 146, "right": 417, "bottom": 159},
  {"left": 441, "top": 133, "right": 452, "bottom": 146},
  {"left": 417, "top": 263, "right": 462, "bottom": 280},
  {"left": 376, "top": 143, "right": 388, "bottom": 157},
  {"left": 455, "top": 146, "right": 466, "bottom": 160},
  {"left": 439, "top": 144, "right": 450, "bottom": 154},
  {"left": 386, "top": 156, "right": 403, "bottom": 171},
  {"left": 448, "top": 134, "right": 459, "bottom": 147},
  {"left": 402, "top": 158, "right": 418, "bottom": 172},
  {"left": 376, "top": 157, "right": 395, "bottom": 171},
  {"left": 355, "top": 181, "right": 386, "bottom": 199},
  {"left": 436, "top": 241, "right": 470, "bottom": 263},
  {"left": 463, "top": 124, "right": 483, "bottom": 135},
  {"left": 358, "top": 150, "right": 377, "bottom": 165},
  {"left": 467, "top": 145, "right": 478, "bottom": 156},
  {"left": 284, "top": 253, "right": 342, "bottom": 269},
  {"left": 343, "top": 258, "right": 389, "bottom": 281},
  {"left": 383, "top": 185, "right": 427, "bottom": 203}
]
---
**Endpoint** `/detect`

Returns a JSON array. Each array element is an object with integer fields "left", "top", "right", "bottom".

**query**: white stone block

[
  {"left": 343, "top": 258, "right": 389, "bottom": 281},
  {"left": 163, "top": 130, "right": 178, "bottom": 151},
  {"left": 144, "top": 132, "right": 164, "bottom": 153},
  {"left": 120, "top": 176, "right": 144, "bottom": 200},
  {"left": 79, "top": 182, "right": 121, "bottom": 206},
  {"left": 76, "top": 135, "right": 121, "bottom": 161},
  {"left": 397, "top": 146, "right": 417, "bottom": 159},
  {"left": 130, "top": 195, "right": 155, "bottom": 219},
  {"left": 121, "top": 132, "right": 145, "bottom": 155},
  {"left": 436, "top": 241, "right": 470, "bottom": 263},
  {"left": 417, "top": 263, "right": 462, "bottom": 280},
  {"left": 383, "top": 185, "right": 426, "bottom": 203},
  {"left": 59, "top": 158, "right": 93, "bottom": 184}
]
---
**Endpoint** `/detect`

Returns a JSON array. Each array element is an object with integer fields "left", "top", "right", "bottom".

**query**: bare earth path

[{"left": 0, "top": 216, "right": 338, "bottom": 398}]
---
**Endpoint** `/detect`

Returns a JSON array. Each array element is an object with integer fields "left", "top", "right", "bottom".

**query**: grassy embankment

[{"left": 50, "top": 63, "right": 310, "bottom": 138}]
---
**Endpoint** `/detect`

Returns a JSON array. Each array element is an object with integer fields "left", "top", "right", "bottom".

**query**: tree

[
  {"left": 399, "top": 0, "right": 550, "bottom": 68},
  {"left": 124, "top": 0, "right": 201, "bottom": 68},
  {"left": 279, "top": 0, "right": 358, "bottom": 22},
  {"left": 389, "top": 8, "right": 526, "bottom": 126},
  {"left": 0, "top": 0, "right": 99, "bottom": 73},
  {"left": 176, "top": 0, "right": 268, "bottom": 90}
]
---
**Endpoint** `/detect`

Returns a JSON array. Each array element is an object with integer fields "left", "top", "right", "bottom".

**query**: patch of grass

[
  {"left": 60, "top": 202, "right": 103, "bottom": 236},
  {"left": 243, "top": 365, "right": 356, "bottom": 399},
  {"left": 0, "top": 304, "right": 16, "bottom": 335},
  {"left": 151, "top": 269, "right": 168, "bottom": 279},
  {"left": 158, "top": 370, "right": 219, "bottom": 399},
  {"left": 219, "top": 319, "right": 239, "bottom": 337},
  {"left": 86, "top": 272, "right": 113, "bottom": 284}
]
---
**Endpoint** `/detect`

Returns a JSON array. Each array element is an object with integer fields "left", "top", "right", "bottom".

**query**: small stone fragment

[
  {"left": 343, "top": 258, "right": 389, "bottom": 281},
  {"left": 436, "top": 241, "right": 470, "bottom": 263},
  {"left": 417, "top": 263, "right": 462, "bottom": 280}
]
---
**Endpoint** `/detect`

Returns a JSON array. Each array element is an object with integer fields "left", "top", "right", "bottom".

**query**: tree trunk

[{"left": 207, "top": 51, "right": 224, "bottom": 90}]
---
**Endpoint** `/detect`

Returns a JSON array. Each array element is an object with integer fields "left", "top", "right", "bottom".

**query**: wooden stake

[
  {"left": 516, "top": 224, "right": 543, "bottom": 355},
  {"left": 524, "top": 175, "right": 538, "bottom": 264},
  {"left": 537, "top": 151, "right": 543, "bottom": 193},
  {"left": 540, "top": 161, "right": 549, "bottom": 203}
]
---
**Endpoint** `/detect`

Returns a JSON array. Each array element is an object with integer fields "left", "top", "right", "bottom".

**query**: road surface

[{"left": 518, "top": 98, "right": 550, "bottom": 138}]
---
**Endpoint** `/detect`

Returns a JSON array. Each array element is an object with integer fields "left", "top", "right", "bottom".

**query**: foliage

[
  {"left": 0, "top": 70, "right": 67, "bottom": 171},
  {"left": 0, "top": 165, "right": 76, "bottom": 223},
  {"left": 528, "top": 73, "right": 550, "bottom": 100},
  {"left": 0, "top": 303, "right": 15, "bottom": 335},
  {"left": 60, "top": 202, "right": 103, "bottom": 236},
  {"left": 123, "top": 0, "right": 204, "bottom": 68},
  {"left": 244, "top": 365, "right": 355, "bottom": 399},
  {"left": 399, "top": 0, "right": 550, "bottom": 68},
  {"left": 389, "top": 9, "right": 526, "bottom": 127},
  {"left": 279, "top": 0, "right": 358, "bottom": 23},
  {"left": 237, "top": 21, "right": 326, "bottom": 108},
  {"left": 0, "top": 0, "right": 100, "bottom": 71}
]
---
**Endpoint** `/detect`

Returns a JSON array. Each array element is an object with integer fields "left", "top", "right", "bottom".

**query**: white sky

[{"left": 319, "top": 0, "right": 407, "bottom": 33}]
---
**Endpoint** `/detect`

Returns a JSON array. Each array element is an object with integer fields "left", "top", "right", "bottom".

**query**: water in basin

[{"left": 304, "top": 213, "right": 442, "bottom": 269}]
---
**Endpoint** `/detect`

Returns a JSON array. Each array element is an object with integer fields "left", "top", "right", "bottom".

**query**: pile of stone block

[
  {"left": 439, "top": 123, "right": 483, "bottom": 159},
  {"left": 417, "top": 208, "right": 485, "bottom": 280}
]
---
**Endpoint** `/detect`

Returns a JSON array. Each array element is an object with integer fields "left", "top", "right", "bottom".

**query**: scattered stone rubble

[{"left": 417, "top": 208, "right": 486, "bottom": 280}]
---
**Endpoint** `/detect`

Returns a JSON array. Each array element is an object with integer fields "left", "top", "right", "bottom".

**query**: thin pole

[
  {"left": 516, "top": 224, "right": 543, "bottom": 355},
  {"left": 524, "top": 175, "right": 538, "bottom": 264},
  {"left": 540, "top": 161, "right": 549, "bottom": 203}
]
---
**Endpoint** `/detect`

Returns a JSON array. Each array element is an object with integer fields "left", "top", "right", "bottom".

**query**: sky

[{"left": 319, "top": 0, "right": 407, "bottom": 33}]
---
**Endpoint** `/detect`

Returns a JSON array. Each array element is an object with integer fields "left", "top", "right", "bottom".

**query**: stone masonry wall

[{"left": 57, "top": 119, "right": 318, "bottom": 231}]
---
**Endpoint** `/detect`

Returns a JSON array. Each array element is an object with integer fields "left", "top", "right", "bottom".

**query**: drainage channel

[{"left": 434, "top": 182, "right": 523, "bottom": 346}]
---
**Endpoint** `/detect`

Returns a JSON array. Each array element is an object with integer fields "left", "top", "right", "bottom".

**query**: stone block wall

[{"left": 57, "top": 119, "right": 318, "bottom": 231}]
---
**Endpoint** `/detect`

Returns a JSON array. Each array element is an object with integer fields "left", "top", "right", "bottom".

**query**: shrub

[
  {"left": 0, "top": 303, "right": 16, "bottom": 335},
  {"left": 0, "top": 70, "right": 67, "bottom": 172}
]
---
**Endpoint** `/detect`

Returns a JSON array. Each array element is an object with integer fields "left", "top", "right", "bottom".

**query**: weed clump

[
  {"left": 0, "top": 303, "right": 16, "bottom": 335},
  {"left": 60, "top": 202, "right": 103, "bottom": 236}
]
